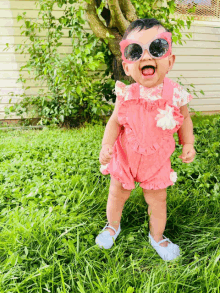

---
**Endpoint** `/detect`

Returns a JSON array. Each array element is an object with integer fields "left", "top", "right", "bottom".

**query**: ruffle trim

[
  {"left": 100, "top": 163, "right": 134, "bottom": 190},
  {"left": 115, "top": 80, "right": 131, "bottom": 103},
  {"left": 100, "top": 165, "right": 177, "bottom": 190},
  {"left": 110, "top": 173, "right": 134, "bottom": 190},
  {"left": 115, "top": 80, "right": 127, "bottom": 95},
  {"left": 117, "top": 98, "right": 183, "bottom": 156},
  {"left": 118, "top": 98, "right": 184, "bottom": 132},
  {"left": 141, "top": 171, "right": 177, "bottom": 190},
  {"left": 125, "top": 128, "right": 170, "bottom": 156},
  {"left": 100, "top": 139, "right": 177, "bottom": 189},
  {"left": 141, "top": 178, "right": 174, "bottom": 190},
  {"left": 181, "top": 94, "right": 193, "bottom": 107}
]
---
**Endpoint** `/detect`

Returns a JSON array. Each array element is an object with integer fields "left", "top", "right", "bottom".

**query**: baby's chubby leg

[
  {"left": 143, "top": 188, "right": 169, "bottom": 247},
  {"left": 105, "top": 176, "right": 132, "bottom": 236}
]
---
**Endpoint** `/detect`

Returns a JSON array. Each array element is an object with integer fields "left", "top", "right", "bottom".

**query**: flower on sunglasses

[{"left": 155, "top": 104, "right": 179, "bottom": 130}]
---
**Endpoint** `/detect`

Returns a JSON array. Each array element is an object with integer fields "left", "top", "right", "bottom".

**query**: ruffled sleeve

[
  {"left": 173, "top": 83, "right": 193, "bottom": 108},
  {"left": 114, "top": 81, "right": 130, "bottom": 103}
]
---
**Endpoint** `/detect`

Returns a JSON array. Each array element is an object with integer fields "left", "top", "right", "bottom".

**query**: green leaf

[
  {"left": 187, "top": 20, "right": 191, "bottom": 29},
  {"left": 76, "top": 85, "right": 81, "bottom": 95},
  {"left": 88, "top": 63, "right": 96, "bottom": 71},
  {"left": 55, "top": 76, "right": 59, "bottom": 85},
  {"left": 75, "top": 48, "right": 80, "bottom": 55},
  {"left": 127, "top": 235, "right": 134, "bottom": 241},
  {"left": 172, "top": 35, "right": 178, "bottom": 43},
  {"left": 126, "top": 287, "right": 135, "bottom": 293},
  {"left": 25, "top": 21, "right": 31, "bottom": 28},
  {"left": 85, "top": 48, "right": 90, "bottom": 55},
  {"left": 17, "top": 15, "right": 23, "bottom": 22},
  {"left": 24, "top": 246, "right": 28, "bottom": 256}
]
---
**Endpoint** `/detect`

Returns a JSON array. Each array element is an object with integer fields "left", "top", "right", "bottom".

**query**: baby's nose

[{"left": 141, "top": 49, "right": 153, "bottom": 60}]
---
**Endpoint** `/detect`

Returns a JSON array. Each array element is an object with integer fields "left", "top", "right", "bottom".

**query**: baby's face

[{"left": 122, "top": 26, "right": 175, "bottom": 88}]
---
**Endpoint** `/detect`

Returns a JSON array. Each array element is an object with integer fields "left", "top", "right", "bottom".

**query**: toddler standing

[{"left": 96, "top": 18, "right": 196, "bottom": 261}]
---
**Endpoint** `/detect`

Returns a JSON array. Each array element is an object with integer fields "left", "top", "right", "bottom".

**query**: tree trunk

[{"left": 86, "top": 0, "right": 138, "bottom": 85}]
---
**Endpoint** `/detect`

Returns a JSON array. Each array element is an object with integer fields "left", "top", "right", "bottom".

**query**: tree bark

[{"left": 86, "top": 0, "right": 137, "bottom": 84}]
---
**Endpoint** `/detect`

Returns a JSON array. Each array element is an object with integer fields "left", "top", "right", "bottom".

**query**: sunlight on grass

[{"left": 0, "top": 114, "right": 219, "bottom": 292}]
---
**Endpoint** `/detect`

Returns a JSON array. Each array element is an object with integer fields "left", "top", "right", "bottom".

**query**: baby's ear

[
  {"left": 168, "top": 54, "right": 176, "bottom": 71},
  {"left": 122, "top": 61, "right": 130, "bottom": 76}
]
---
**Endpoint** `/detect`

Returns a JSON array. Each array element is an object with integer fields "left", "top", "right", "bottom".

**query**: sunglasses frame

[{"left": 119, "top": 32, "right": 172, "bottom": 64}]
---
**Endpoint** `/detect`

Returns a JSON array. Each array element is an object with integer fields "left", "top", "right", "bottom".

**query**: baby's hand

[
  {"left": 179, "top": 144, "right": 196, "bottom": 163},
  {"left": 99, "top": 144, "right": 113, "bottom": 165}
]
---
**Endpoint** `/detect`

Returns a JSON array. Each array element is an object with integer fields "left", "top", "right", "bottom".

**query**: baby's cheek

[{"left": 157, "top": 59, "right": 170, "bottom": 72}]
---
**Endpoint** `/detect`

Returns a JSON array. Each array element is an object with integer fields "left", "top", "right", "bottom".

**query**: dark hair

[{"left": 121, "top": 18, "right": 172, "bottom": 45}]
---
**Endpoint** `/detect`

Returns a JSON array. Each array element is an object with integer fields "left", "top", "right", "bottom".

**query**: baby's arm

[
  {"left": 102, "top": 97, "right": 122, "bottom": 147},
  {"left": 177, "top": 105, "right": 195, "bottom": 145}
]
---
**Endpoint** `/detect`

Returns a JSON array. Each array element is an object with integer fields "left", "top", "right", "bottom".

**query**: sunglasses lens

[
  {"left": 149, "top": 39, "right": 169, "bottom": 58},
  {"left": 124, "top": 43, "right": 142, "bottom": 61}
]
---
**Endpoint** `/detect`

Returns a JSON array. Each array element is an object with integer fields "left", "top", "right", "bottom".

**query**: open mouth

[{"left": 141, "top": 65, "right": 156, "bottom": 76}]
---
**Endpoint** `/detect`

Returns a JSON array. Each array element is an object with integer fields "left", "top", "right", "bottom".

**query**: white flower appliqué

[
  {"left": 155, "top": 104, "right": 178, "bottom": 130},
  {"left": 170, "top": 171, "right": 177, "bottom": 183},
  {"left": 100, "top": 163, "right": 109, "bottom": 173}
]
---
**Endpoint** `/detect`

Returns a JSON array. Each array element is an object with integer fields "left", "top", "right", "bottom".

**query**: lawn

[{"left": 0, "top": 114, "right": 219, "bottom": 292}]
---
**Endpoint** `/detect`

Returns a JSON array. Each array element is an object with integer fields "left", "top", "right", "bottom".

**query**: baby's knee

[
  {"left": 109, "top": 176, "right": 132, "bottom": 201},
  {"left": 143, "top": 188, "right": 167, "bottom": 205}
]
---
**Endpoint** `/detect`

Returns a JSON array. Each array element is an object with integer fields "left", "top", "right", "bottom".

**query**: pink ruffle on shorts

[{"left": 101, "top": 125, "right": 178, "bottom": 190}]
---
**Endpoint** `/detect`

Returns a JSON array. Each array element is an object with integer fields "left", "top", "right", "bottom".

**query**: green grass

[{"left": 0, "top": 114, "right": 219, "bottom": 292}]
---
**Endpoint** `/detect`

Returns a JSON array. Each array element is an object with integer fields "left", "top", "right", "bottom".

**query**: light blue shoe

[
  {"left": 95, "top": 222, "right": 121, "bottom": 249},
  {"left": 149, "top": 232, "right": 181, "bottom": 261}
]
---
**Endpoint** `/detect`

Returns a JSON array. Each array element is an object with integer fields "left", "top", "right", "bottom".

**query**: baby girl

[{"left": 96, "top": 18, "right": 196, "bottom": 261}]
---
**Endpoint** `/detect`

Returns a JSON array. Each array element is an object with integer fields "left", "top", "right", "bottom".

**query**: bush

[{"left": 3, "top": 0, "right": 115, "bottom": 127}]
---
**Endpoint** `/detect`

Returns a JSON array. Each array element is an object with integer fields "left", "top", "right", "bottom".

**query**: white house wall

[{"left": 0, "top": 0, "right": 220, "bottom": 119}]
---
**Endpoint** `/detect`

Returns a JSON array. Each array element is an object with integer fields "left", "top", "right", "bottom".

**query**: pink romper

[{"left": 100, "top": 77, "right": 193, "bottom": 190}]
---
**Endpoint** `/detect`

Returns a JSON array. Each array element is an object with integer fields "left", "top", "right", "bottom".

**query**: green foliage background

[{"left": 3, "top": 0, "right": 198, "bottom": 127}]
